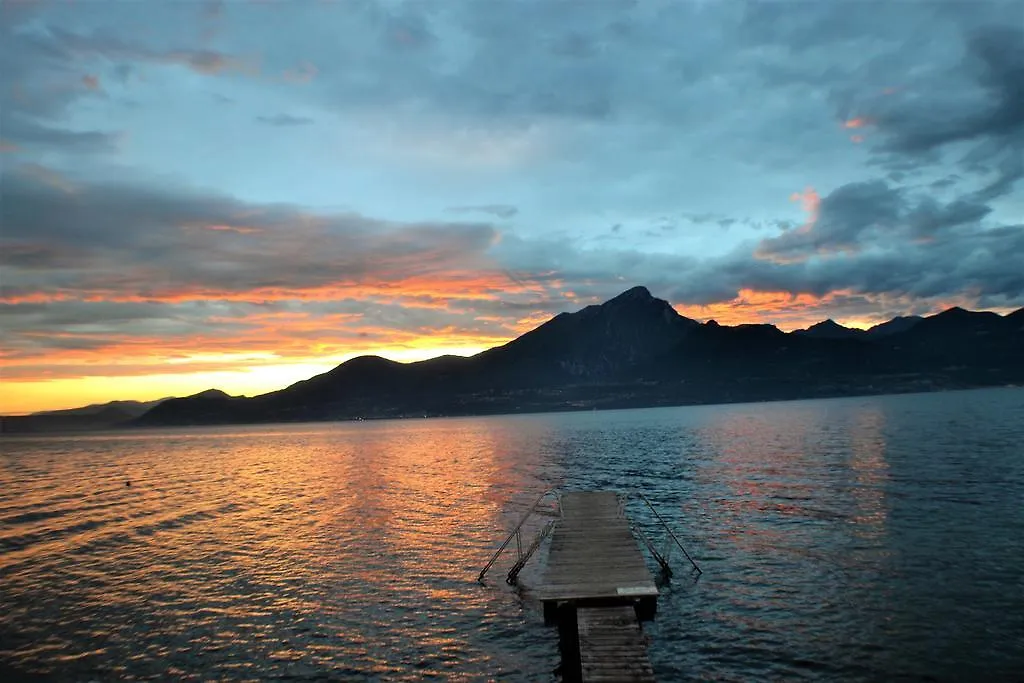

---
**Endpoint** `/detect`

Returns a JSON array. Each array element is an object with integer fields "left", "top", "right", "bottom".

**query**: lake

[{"left": 2, "top": 388, "right": 1023, "bottom": 681}]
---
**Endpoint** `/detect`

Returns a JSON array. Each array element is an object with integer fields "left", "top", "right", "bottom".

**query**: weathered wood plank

[
  {"left": 538, "top": 491, "right": 657, "bottom": 604},
  {"left": 577, "top": 606, "right": 655, "bottom": 683}
]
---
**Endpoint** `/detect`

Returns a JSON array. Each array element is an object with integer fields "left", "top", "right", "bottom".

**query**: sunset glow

[{"left": 2, "top": 1, "right": 1021, "bottom": 415}]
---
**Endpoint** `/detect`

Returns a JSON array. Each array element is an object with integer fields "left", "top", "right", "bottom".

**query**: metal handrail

[
  {"left": 478, "top": 487, "right": 701, "bottom": 585},
  {"left": 624, "top": 490, "right": 702, "bottom": 575},
  {"left": 478, "top": 488, "right": 561, "bottom": 584}
]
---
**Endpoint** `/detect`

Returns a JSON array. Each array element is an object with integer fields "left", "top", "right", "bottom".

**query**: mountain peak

[
  {"left": 483, "top": 285, "right": 697, "bottom": 380},
  {"left": 190, "top": 388, "right": 230, "bottom": 400},
  {"left": 606, "top": 285, "right": 653, "bottom": 304},
  {"left": 865, "top": 315, "right": 923, "bottom": 338},
  {"left": 938, "top": 306, "right": 970, "bottom": 317}
]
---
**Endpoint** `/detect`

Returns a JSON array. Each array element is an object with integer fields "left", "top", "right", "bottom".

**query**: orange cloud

[
  {"left": 788, "top": 186, "right": 820, "bottom": 235},
  {"left": 675, "top": 289, "right": 832, "bottom": 329},
  {"left": 844, "top": 117, "right": 870, "bottom": 129},
  {"left": 673, "top": 288, "right": 1017, "bottom": 332},
  {"left": 789, "top": 186, "right": 820, "bottom": 218},
  {"left": 82, "top": 74, "right": 101, "bottom": 90},
  {"left": 0, "top": 270, "right": 539, "bottom": 306}
]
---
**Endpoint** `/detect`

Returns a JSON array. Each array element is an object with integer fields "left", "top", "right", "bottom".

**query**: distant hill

[
  {"left": 133, "top": 288, "right": 1024, "bottom": 427},
  {"left": 793, "top": 319, "right": 863, "bottom": 340},
  {"left": 865, "top": 315, "right": 923, "bottom": 338},
  {"left": 1, "top": 393, "right": 212, "bottom": 434},
  {"left": 1, "top": 398, "right": 168, "bottom": 434},
  {"left": 33, "top": 398, "right": 168, "bottom": 418}
]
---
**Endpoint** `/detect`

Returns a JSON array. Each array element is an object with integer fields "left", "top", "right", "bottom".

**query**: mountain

[
  {"left": 865, "top": 315, "right": 923, "bottom": 338},
  {"left": 136, "top": 286, "right": 701, "bottom": 425},
  {"left": 124, "top": 389, "right": 241, "bottom": 426},
  {"left": 793, "top": 319, "right": 863, "bottom": 340},
  {"left": 132, "top": 288, "right": 1024, "bottom": 427},
  {"left": 473, "top": 286, "right": 700, "bottom": 382},
  {"left": 2, "top": 398, "right": 168, "bottom": 434},
  {"left": 33, "top": 398, "right": 167, "bottom": 418}
]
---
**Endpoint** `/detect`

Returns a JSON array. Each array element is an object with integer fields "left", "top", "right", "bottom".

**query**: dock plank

[
  {"left": 577, "top": 606, "right": 655, "bottom": 683},
  {"left": 538, "top": 491, "right": 657, "bottom": 604}
]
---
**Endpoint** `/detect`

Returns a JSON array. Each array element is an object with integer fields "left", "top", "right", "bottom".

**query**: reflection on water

[
  {"left": 848, "top": 407, "right": 888, "bottom": 538},
  {"left": 2, "top": 388, "right": 1024, "bottom": 681}
]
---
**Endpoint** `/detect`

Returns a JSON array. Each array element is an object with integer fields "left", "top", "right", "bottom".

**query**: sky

[{"left": 1, "top": 0, "right": 1022, "bottom": 414}]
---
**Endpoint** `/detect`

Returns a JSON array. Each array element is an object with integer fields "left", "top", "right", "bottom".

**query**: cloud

[
  {"left": 0, "top": 115, "right": 121, "bottom": 153},
  {"left": 255, "top": 113, "right": 314, "bottom": 126},
  {"left": 866, "top": 25, "right": 1023, "bottom": 156},
  {"left": 0, "top": 10, "right": 242, "bottom": 154},
  {"left": 44, "top": 26, "right": 250, "bottom": 76},
  {"left": 446, "top": 204, "right": 519, "bottom": 219},
  {"left": 0, "top": 162, "right": 575, "bottom": 380},
  {"left": 0, "top": 165, "right": 508, "bottom": 304},
  {"left": 756, "top": 181, "right": 902, "bottom": 262},
  {"left": 0, "top": 166, "right": 552, "bottom": 381}
]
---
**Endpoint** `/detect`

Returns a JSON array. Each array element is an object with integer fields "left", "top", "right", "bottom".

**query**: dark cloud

[
  {"left": 255, "top": 113, "right": 314, "bottom": 126},
  {"left": 676, "top": 219, "right": 1024, "bottom": 310},
  {"left": 757, "top": 181, "right": 900, "bottom": 261},
  {"left": 865, "top": 25, "right": 1023, "bottom": 156},
  {"left": 489, "top": 172, "right": 1024, "bottom": 316},
  {"left": 0, "top": 115, "right": 120, "bottom": 153},
  {"left": 755, "top": 180, "right": 996, "bottom": 263},
  {"left": 0, "top": 165, "right": 500, "bottom": 303}
]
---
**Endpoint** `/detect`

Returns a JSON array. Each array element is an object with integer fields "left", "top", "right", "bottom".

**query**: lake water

[{"left": 2, "top": 388, "right": 1023, "bottom": 681}]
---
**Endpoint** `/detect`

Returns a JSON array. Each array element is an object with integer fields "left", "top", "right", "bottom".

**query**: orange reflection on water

[
  {"left": 847, "top": 406, "right": 890, "bottom": 539},
  {"left": 694, "top": 409, "right": 822, "bottom": 554}
]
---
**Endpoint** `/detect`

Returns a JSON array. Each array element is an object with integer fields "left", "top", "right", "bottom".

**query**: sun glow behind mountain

[{"left": 1, "top": 344, "right": 495, "bottom": 415}]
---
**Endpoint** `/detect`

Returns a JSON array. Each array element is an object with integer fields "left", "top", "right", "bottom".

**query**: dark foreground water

[{"left": 2, "top": 388, "right": 1023, "bottom": 682}]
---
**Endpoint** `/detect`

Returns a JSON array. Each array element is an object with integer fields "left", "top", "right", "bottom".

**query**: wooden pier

[
  {"left": 479, "top": 489, "right": 700, "bottom": 682},
  {"left": 540, "top": 491, "right": 658, "bottom": 682},
  {"left": 538, "top": 491, "right": 659, "bottom": 618}
]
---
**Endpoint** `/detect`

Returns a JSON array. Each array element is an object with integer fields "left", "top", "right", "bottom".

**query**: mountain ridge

[
  {"left": 133, "top": 288, "right": 1024, "bottom": 427},
  {"left": 4, "top": 288, "right": 1022, "bottom": 432}
]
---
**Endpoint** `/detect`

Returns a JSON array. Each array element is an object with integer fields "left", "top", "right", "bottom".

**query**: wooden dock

[
  {"left": 539, "top": 491, "right": 659, "bottom": 617},
  {"left": 540, "top": 491, "right": 658, "bottom": 682},
  {"left": 480, "top": 489, "right": 685, "bottom": 681}
]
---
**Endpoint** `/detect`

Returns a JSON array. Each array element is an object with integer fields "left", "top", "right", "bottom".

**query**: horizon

[
  {"left": 6, "top": 290, "right": 1020, "bottom": 416},
  {"left": 2, "top": 1, "right": 1022, "bottom": 414}
]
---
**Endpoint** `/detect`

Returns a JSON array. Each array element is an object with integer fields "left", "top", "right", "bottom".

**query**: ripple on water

[{"left": 2, "top": 388, "right": 1024, "bottom": 681}]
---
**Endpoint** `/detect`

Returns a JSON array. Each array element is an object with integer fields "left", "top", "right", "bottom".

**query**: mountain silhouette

[
  {"left": 130, "top": 288, "right": 1024, "bottom": 427},
  {"left": 793, "top": 319, "right": 862, "bottom": 340},
  {"left": 1, "top": 398, "right": 168, "bottom": 434},
  {"left": 865, "top": 315, "right": 923, "bottom": 338}
]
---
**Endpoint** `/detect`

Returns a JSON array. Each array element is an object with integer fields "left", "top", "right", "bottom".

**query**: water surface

[{"left": 3, "top": 388, "right": 1023, "bottom": 681}]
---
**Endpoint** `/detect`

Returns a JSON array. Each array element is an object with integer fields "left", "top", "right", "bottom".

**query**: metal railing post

[
  {"left": 627, "top": 490, "right": 702, "bottom": 575},
  {"left": 478, "top": 488, "right": 560, "bottom": 583}
]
